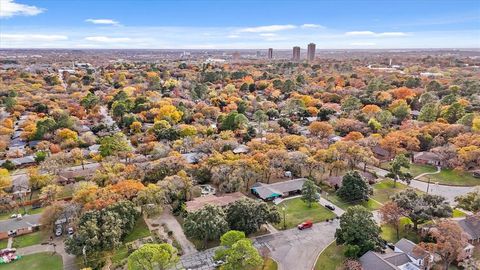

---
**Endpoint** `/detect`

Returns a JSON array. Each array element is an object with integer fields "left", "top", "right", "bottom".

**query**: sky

[{"left": 0, "top": 0, "right": 479, "bottom": 49}]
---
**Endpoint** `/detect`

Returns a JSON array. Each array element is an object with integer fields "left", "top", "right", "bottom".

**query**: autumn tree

[
  {"left": 0, "top": 168, "right": 12, "bottom": 193},
  {"left": 309, "top": 121, "right": 334, "bottom": 138},
  {"left": 417, "top": 221, "right": 469, "bottom": 270},
  {"left": 379, "top": 202, "right": 405, "bottom": 240}
]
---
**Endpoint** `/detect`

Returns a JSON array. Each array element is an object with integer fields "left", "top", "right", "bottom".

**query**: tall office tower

[
  {"left": 307, "top": 43, "right": 316, "bottom": 61},
  {"left": 268, "top": 48, "right": 273, "bottom": 59},
  {"left": 292, "top": 46, "right": 300, "bottom": 61},
  {"left": 256, "top": 50, "right": 261, "bottom": 58}
]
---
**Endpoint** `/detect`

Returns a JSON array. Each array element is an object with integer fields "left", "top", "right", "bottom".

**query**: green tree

[
  {"left": 214, "top": 231, "right": 263, "bottom": 270},
  {"left": 335, "top": 206, "right": 382, "bottom": 256},
  {"left": 392, "top": 189, "right": 452, "bottom": 230},
  {"left": 418, "top": 103, "right": 439, "bottom": 122},
  {"left": 80, "top": 92, "right": 99, "bottom": 112},
  {"left": 337, "top": 171, "right": 371, "bottom": 203},
  {"left": 301, "top": 179, "right": 318, "bottom": 208},
  {"left": 426, "top": 80, "right": 442, "bottom": 92},
  {"left": 441, "top": 102, "right": 465, "bottom": 124},
  {"left": 127, "top": 243, "right": 178, "bottom": 270},
  {"left": 341, "top": 96, "right": 362, "bottom": 113},
  {"left": 99, "top": 132, "right": 133, "bottom": 159},
  {"left": 386, "top": 154, "right": 411, "bottom": 187},
  {"left": 455, "top": 190, "right": 480, "bottom": 213},
  {"left": 389, "top": 99, "right": 411, "bottom": 122},
  {"left": 184, "top": 204, "right": 229, "bottom": 248},
  {"left": 226, "top": 198, "right": 280, "bottom": 235}
]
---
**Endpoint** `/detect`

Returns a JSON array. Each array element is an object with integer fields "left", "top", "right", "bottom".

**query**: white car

[{"left": 55, "top": 226, "right": 63, "bottom": 237}]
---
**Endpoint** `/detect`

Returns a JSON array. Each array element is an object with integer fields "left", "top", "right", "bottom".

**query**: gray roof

[
  {"left": 457, "top": 215, "right": 480, "bottom": 240},
  {"left": 383, "top": 252, "right": 411, "bottom": 266},
  {"left": 0, "top": 213, "right": 41, "bottom": 232},
  {"left": 233, "top": 144, "right": 249, "bottom": 154},
  {"left": 360, "top": 251, "right": 399, "bottom": 270},
  {"left": 395, "top": 238, "right": 426, "bottom": 260},
  {"left": 252, "top": 178, "right": 306, "bottom": 200},
  {"left": 414, "top": 151, "right": 442, "bottom": 162},
  {"left": 182, "top": 152, "right": 205, "bottom": 164}
]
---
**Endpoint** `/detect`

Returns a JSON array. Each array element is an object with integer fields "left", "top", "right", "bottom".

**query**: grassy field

[
  {"left": 0, "top": 239, "right": 7, "bottom": 249},
  {"left": 314, "top": 241, "right": 346, "bottom": 270},
  {"left": 13, "top": 231, "right": 44, "bottom": 248},
  {"left": 326, "top": 194, "right": 382, "bottom": 211},
  {"left": 274, "top": 198, "right": 336, "bottom": 230},
  {"left": 419, "top": 167, "right": 480, "bottom": 186},
  {"left": 452, "top": 209, "right": 467, "bottom": 218},
  {"left": 381, "top": 217, "right": 420, "bottom": 243},
  {"left": 124, "top": 217, "right": 151, "bottom": 243},
  {"left": 372, "top": 179, "right": 411, "bottom": 204},
  {"left": 0, "top": 252, "right": 62, "bottom": 270},
  {"left": 259, "top": 258, "right": 278, "bottom": 270},
  {"left": 0, "top": 207, "right": 45, "bottom": 221}
]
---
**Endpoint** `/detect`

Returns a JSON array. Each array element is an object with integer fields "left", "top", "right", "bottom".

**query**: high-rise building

[
  {"left": 256, "top": 50, "right": 261, "bottom": 58},
  {"left": 232, "top": 51, "right": 240, "bottom": 61},
  {"left": 268, "top": 48, "right": 273, "bottom": 59},
  {"left": 292, "top": 46, "right": 300, "bottom": 61},
  {"left": 307, "top": 43, "right": 316, "bottom": 61}
]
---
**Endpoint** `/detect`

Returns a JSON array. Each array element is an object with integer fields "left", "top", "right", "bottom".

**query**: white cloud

[
  {"left": 301, "top": 24, "right": 323, "bottom": 28},
  {"left": 239, "top": 24, "right": 296, "bottom": 33},
  {"left": 85, "top": 19, "right": 119, "bottom": 25},
  {"left": 0, "top": 0, "right": 44, "bottom": 18},
  {"left": 259, "top": 33, "right": 277, "bottom": 37},
  {"left": 85, "top": 36, "right": 132, "bottom": 42},
  {"left": 1, "top": 34, "right": 68, "bottom": 42},
  {"left": 350, "top": 42, "right": 376, "bottom": 46},
  {"left": 227, "top": 34, "right": 240, "bottom": 39},
  {"left": 345, "top": 31, "right": 407, "bottom": 37}
]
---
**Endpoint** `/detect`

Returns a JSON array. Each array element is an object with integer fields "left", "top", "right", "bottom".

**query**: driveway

[
  {"left": 16, "top": 238, "right": 78, "bottom": 270},
  {"left": 177, "top": 220, "right": 339, "bottom": 270},
  {"left": 153, "top": 210, "right": 197, "bottom": 256}
]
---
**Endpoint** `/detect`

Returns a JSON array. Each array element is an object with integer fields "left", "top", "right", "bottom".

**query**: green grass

[
  {"left": 0, "top": 239, "right": 8, "bottom": 249},
  {"left": 372, "top": 179, "right": 411, "bottom": 204},
  {"left": 259, "top": 258, "right": 278, "bottom": 270},
  {"left": 326, "top": 194, "right": 382, "bottom": 211},
  {"left": 124, "top": 217, "right": 151, "bottom": 243},
  {"left": 274, "top": 198, "right": 336, "bottom": 230},
  {"left": 0, "top": 252, "right": 62, "bottom": 270},
  {"left": 380, "top": 217, "right": 420, "bottom": 243},
  {"left": 0, "top": 207, "right": 45, "bottom": 221},
  {"left": 452, "top": 209, "right": 467, "bottom": 218},
  {"left": 314, "top": 241, "right": 346, "bottom": 270},
  {"left": 110, "top": 245, "right": 129, "bottom": 264},
  {"left": 13, "top": 231, "right": 44, "bottom": 248},
  {"left": 419, "top": 167, "right": 480, "bottom": 186}
]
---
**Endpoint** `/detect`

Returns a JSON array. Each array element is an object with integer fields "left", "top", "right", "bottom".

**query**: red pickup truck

[{"left": 297, "top": 220, "right": 313, "bottom": 230}]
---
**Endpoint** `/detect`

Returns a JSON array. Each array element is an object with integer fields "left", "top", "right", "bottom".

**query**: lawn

[
  {"left": 372, "top": 179, "right": 410, "bottom": 204},
  {"left": 0, "top": 206, "right": 45, "bottom": 221},
  {"left": 0, "top": 239, "right": 7, "bottom": 249},
  {"left": 259, "top": 258, "right": 278, "bottom": 270},
  {"left": 452, "top": 209, "right": 466, "bottom": 218},
  {"left": 123, "top": 217, "right": 151, "bottom": 243},
  {"left": 326, "top": 194, "right": 382, "bottom": 211},
  {"left": 274, "top": 198, "right": 336, "bottom": 230},
  {"left": 418, "top": 167, "right": 480, "bottom": 186},
  {"left": 380, "top": 163, "right": 437, "bottom": 177},
  {"left": 0, "top": 252, "right": 62, "bottom": 270},
  {"left": 13, "top": 231, "right": 44, "bottom": 248},
  {"left": 314, "top": 241, "right": 346, "bottom": 270},
  {"left": 380, "top": 217, "right": 420, "bottom": 243}
]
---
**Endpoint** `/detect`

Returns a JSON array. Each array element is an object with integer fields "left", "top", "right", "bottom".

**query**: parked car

[
  {"left": 67, "top": 227, "right": 74, "bottom": 235},
  {"left": 55, "top": 225, "right": 63, "bottom": 237},
  {"left": 213, "top": 260, "right": 225, "bottom": 268},
  {"left": 297, "top": 220, "right": 313, "bottom": 230},
  {"left": 325, "top": 204, "right": 335, "bottom": 211},
  {"left": 31, "top": 204, "right": 42, "bottom": 210},
  {"left": 7, "top": 230, "right": 17, "bottom": 237}
]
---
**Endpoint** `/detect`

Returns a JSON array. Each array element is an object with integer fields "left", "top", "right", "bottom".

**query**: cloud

[
  {"left": 85, "top": 36, "right": 132, "bottom": 42},
  {"left": 227, "top": 34, "right": 240, "bottom": 39},
  {"left": 345, "top": 31, "right": 407, "bottom": 37},
  {"left": 1, "top": 34, "right": 68, "bottom": 42},
  {"left": 85, "top": 19, "right": 120, "bottom": 25},
  {"left": 238, "top": 24, "right": 296, "bottom": 33},
  {"left": 301, "top": 24, "right": 323, "bottom": 28},
  {"left": 350, "top": 42, "right": 376, "bottom": 46},
  {"left": 0, "top": 0, "right": 44, "bottom": 18},
  {"left": 259, "top": 33, "right": 277, "bottom": 37}
]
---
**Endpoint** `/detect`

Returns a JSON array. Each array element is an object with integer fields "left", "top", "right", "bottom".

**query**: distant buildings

[
  {"left": 307, "top": 43, "right": 316, "bottom": 61},
  {"left": 292, "top": 46, "right": 300, "bottom": 61},
  {"left": 232, "top": 51, "right": 240, "bottom": 61},
  {"left": 268, "top": 48, "right": 273, "bottom": 59}
]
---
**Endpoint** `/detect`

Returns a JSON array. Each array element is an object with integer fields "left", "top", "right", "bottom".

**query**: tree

[
  {"left": 335, "top": 206, "right": 382, "bottom": 256},
  {"left": 0, "top": 168, "right": 12, "bottom": 193},
  {"left": 392, "top": 189, "right": 452, "bottom": 230},
  {"left": 301, "top": 179, "right": 318, "bottom": 208},
  {"left": 379, "top": 202, "right": 405, "bottom": 240},
  {"left": 455, "top": 189, "right": 480, "bottom": 213},
  {"left": 386, "top": 154, "right": 411, "bottom": 187},
  {"left": 99, "top": 132, "right": 133, "bottom": 159},
  {"left": 309, "top": 121, "right": 334, "bottom": 138},
  {"left": 214, "top": 231, "right": 263, "bottom": 270},
  {"left": 127, "top": 243, "right": 178, "bottom": 270},
  {"left": 417, "top": 221, "right": 469, "bottom": 270},
  {"left": 226, "top": 198, "right": 280, "bottom": 235},
  {"left": 184, "top": 204, "right": 229, "bottom": 248},
  {"left": 418, "top": 103, "right": 439, "bottom": 122},
  {"left": 389, "top": 99, "right": 411, "bottom": 122},
  {"left": 135, "top": 184, "right": 164, "bottom": 216},
  {"left": 441, "top": 102, "right": 465, "bottom": 124},
  {"left": 39, "top": 202, "right": 66, "bottom": 234},
  {"left": 40, "top": 184, "right": 63, "bottom": 204},
  {"left": 337, "top": 171, "right": 371, "bottom": 203},
  {"left": 28, "top": 167, "right": 54, "bottom": 199}
]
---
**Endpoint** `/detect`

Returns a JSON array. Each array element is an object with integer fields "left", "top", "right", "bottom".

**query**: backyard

[
  {"left": 12, "top": 231, "right": 44, "bottom": 248},
  {"left": 314, "top": 241, "right": 346, "bottom": 270},
  {"left": 0, "top": 252, "right": 62, "bottom": 270},
  {"left": 123, "top": 217, "right": 152, "bottom": 243},
  {"left": 274, "top": 197, "right": 336, "bottom": 230},
  {"left": 380, "top": 217, "right": 420, "bottom": 243}
]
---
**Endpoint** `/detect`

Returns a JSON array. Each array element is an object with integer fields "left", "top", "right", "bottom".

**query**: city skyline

[{"left": 1, "top": 0, "right": 479, "bottom": 49}]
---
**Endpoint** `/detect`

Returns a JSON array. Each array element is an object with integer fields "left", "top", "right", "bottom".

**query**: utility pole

[{"left": 426, "top": 176, "right": 430, "bottom": 194}]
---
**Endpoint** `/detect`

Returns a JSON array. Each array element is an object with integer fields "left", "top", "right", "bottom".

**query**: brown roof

[{"left": 186, "top": 192, "right": 247, "bottom": 212}]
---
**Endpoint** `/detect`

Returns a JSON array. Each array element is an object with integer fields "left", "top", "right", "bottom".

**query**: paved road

[{"left": 178, "top": 220, "right": 339, "bottom": 270}]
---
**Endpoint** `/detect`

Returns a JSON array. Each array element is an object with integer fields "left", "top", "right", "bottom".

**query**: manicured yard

[
  {"left": 258, "top": 258, "right": 278, "bottom": 270},
  {"left": 0, "top": 252, "right": 62, "bottom": 270},
  {"left": 314, "top": 241, "right": 346, "bottom": 270},
  {"left": 0, "top": 239, "right": 7, "bottom": 249},
  {"left": 372, "top": 179, "right": 411, "bottom": 204},
  {"left": 418, "top": 167, "right": 480, "bottom": 186},
  {"left": 0, "top": 206, "right": 45, "bottom": 221},
  {"left": 452, "top": 209, "right": 466, "bottom": 218},
  {"left": 123, "top": 217, "right": 151, "bottom": 243},
  {"left": 274, "top": 198, "right": 336, "bottom": 230},
  {"left": 326, "top": 194, "right": 381, "bottom": 211},
  {"left": 110, "top": 245, "right": 129, "bottom": 264},
  {"left": 381, "top": 217, "right": 419, "bottom": 243},
  {"left": 13, "top": 231, "right": 44, "bottom": 248}
]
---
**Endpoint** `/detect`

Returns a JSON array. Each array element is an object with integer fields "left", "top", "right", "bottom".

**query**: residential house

[
  {"left": 457, "top": 215, "right": 480, "bottom": 244},
  {"left": 185, "top": 192, "right": 246, "bottom": 212},
  {"left": 251, "top": 178, "right": 306, "bottom": 201},
  {"left": 413, "top": 152, "right": 443, "bottom": 167},
  {"left": 372, "top": 145, "right": 391, "bottom": 161}
]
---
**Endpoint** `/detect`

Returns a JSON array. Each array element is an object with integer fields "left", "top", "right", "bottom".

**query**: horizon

[{"left": 1, "top": 0, "right": 479, "bottom": 49}]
